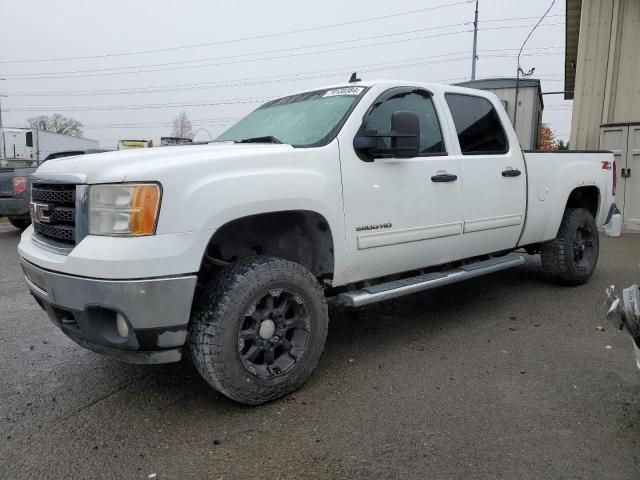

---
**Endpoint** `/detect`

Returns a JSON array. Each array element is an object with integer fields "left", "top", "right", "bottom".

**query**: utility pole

[
  {"left": 0, "top": 78, "right": 5, "bottom": 129},
  {"left": 471, "top": 0, "right": 479, "bottom": 80},
  {"left": 0, "top": 96, "right": 7, "bottom": 129}
]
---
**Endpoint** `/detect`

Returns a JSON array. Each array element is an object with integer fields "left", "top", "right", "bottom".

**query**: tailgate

[{"left": 0, "top": 168, "right": 14, "bottom": 197}]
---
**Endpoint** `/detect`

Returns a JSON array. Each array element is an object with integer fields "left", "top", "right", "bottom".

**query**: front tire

[
  {"left": 541, "top": 208, "right": 599, "bottom": 285},
  {"left": 188, "top": 256, "right": 328, "bottom": 405}
]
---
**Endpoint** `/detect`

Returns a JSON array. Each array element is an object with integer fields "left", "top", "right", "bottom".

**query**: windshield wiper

[{"left": 236, "top": 136, "right": 283, "bottom": 144}]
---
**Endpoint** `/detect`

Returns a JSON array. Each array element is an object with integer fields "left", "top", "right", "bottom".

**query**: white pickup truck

[{"left": 19, "top": 80, "right": 620, "bottom": 404}]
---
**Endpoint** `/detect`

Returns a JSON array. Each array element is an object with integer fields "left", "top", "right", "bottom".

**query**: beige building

[{"left": 565, "top": 0, "right": 640, "bottom": 230}]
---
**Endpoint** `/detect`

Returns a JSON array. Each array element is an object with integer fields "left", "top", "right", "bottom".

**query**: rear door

[{"left": 444, "top": 92, "right": 527, "bottom": 259}]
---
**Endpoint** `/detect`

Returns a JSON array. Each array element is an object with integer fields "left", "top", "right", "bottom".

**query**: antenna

[{"left": 349, "top": 72, "right": 361, "bottom": 83}]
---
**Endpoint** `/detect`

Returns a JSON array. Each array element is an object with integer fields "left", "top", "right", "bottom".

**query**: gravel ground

[{"left": 1, "top": 223, "right": 639, "bottom": 479}]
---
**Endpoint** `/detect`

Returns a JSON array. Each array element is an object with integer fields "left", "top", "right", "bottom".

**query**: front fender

[{"left": 153, "top": 143, "right": 347, "bottom": 284}]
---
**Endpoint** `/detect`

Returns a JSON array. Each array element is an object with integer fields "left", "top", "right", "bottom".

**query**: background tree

[
  {"left": 538, "top": 123, "right": 557, "bottom": 151},
  {"left": 556, "top": 139, "right": 570, "bottom": 150},
  {"left": 28, "top": 114, "right": 83, "bottom": 136},
  {"left": 171, "top": 111, "right": 193, "bottom": 139}
]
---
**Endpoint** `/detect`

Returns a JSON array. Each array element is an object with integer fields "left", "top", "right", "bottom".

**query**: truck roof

[{"left": 283, "top": 79, "right": 496, "bottom": 100}]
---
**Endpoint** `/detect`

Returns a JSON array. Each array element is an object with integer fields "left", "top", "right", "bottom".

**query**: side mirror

[
  {"left": 353, "top": 129, "right": 378, "bottom": 151},
  {"left": 353, "top": 111, "right": 420, "bottom": 160},
  {"left": 390, "top": 111, "right": 420, "bottom": 158}
]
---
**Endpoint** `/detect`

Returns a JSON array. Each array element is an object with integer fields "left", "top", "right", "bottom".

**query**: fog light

[{"left": 116, "top": 313, "right": 129, "bottom": 338}]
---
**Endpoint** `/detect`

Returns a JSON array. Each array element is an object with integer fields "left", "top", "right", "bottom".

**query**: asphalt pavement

[{"left": 1, "top": 222, "right": 639, "bottom": 479}]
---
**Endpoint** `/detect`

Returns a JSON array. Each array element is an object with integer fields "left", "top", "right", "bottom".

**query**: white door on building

[
  {"left": 600, "top": 124, "right": 640, "bottom": 231},
  {"left": 625, "top": 125, "right": 640, "bottom": 230}
]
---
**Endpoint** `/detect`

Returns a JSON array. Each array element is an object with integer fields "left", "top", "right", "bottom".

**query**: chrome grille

[{"left": 31, "top": 183, "right": 77, "bottom": 246}]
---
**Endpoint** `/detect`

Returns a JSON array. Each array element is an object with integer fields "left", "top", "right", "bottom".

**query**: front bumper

[
  {"left": 21, "top": 258, "right": 198, "bottom": 364},
  {"left": 0, "top": 196, "right": 29, "bottom": 217}
]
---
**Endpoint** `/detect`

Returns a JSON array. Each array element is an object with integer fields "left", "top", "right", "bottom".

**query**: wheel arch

[
  {"left": 201, "top": 209, "right": 336, "bottom": 282},
  {"left": 565, "top": 185, "right": 600, "bottom": 219}
]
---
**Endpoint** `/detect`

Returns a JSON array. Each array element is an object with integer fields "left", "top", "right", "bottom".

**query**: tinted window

[
  {"left": 445, "top": 93, "right": 508, "bottom": 154},
  {"left": 365, "top": 91, "right": 446, "bottom": 155}
]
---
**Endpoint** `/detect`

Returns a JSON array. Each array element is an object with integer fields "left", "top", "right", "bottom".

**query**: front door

[
  {"left": 339, "top": 87, "right": 463, "bottom": 283},
  {"left": 443, "top": 92, "right": 527, "bottom": 259}
]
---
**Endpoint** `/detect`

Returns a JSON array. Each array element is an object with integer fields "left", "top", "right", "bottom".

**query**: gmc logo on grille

[{"left": 30, "top": 202, "right": 51, "bottom": 223}]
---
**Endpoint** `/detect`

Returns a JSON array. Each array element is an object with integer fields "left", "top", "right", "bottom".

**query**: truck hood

[{"left": 33, "top": 143, "right": 295, "bottom": 184}]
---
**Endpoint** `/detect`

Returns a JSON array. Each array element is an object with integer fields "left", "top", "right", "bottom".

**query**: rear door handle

[
  {"left": 431, "top": 173, "right": 458, "bottom": 183},
  {"left": 502, "top": 168, "right": 522, "bottom": 177}
]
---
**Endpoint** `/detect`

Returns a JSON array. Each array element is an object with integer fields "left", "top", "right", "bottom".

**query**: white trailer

[{"left": 0, "top": 128, "right": 99, "bottom": 167}]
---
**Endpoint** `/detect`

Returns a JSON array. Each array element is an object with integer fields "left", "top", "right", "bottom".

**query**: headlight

[{"left": 88, "top": 183, "right": 161, "bottom": 236}]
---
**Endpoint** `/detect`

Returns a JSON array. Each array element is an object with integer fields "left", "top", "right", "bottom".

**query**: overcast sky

[{"left": 0, "top": 0, "right": 570, "bottom": 148}]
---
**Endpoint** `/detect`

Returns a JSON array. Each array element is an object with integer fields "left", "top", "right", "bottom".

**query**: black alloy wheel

[{"left": 238, "top": 288, "right": 311, "bottom": 378}]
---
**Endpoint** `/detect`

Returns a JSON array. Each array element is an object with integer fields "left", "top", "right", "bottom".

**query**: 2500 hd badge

[{"left": 356, "top": 223, "right": 392, "bottom": 232}]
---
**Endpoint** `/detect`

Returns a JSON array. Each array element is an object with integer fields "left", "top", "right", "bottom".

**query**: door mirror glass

[{"left": 390, "top": 111, "right": 419, "bottom": 158}]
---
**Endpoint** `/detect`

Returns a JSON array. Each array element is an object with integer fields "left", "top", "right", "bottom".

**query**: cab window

[
  {"left": 445, "top": 93, "right": 508, "bottom": 155},
  {"left": 365, "top": 90, "right": 446, "bottom": 155}
]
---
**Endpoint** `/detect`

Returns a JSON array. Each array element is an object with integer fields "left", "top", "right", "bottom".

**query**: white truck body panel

[
  {"left": 0, "top": 127, "right": 98, "bottom": 164},
  {"left": 1, "top": 128, "right": 34, "bottom": 162},
  {"left": 20, "top": 80, "right": 615, "bottom": 288},
  {"left": 518, "top": 151, "right": 613, "bottom": 246},
  {"left": 34, "top": 131, "right": 98, "bottom": 161}
]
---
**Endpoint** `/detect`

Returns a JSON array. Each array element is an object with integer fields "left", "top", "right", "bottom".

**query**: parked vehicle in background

[
  {"left": 1, "top": 128, "right": 99, "bottom": 165},
  {"left": 0, "top": 139, "right": 104, "bottom": 230},
  {"left": 607, "top": 282, "right": 640, "bottom": 370},
  {"left": 161, "top": 137, "right": 192, "bottom": 146},
  {"left": 118, "top": 139, "right": 153, "bottom": 149},
  {"left": 19, "top": 80, "right": 620, "bottom": 404}
]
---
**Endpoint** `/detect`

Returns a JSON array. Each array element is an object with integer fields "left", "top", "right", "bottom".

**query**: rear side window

[{"left": 445, "top": 93, "right": 508, "bottom": 155}]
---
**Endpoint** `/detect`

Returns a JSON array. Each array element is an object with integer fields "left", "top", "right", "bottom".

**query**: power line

[
  {"left": 6, "top": 98, "right": 269, "bottom": 113},
  {"left": 0, "top": 0, "right": 474, "bottom": 65},
  {"left": 6, "top": 47, "right": 564, "bottom": 97},
  {"left": 2, "top": 14, "right": 564, "bottom": 79},
  {"left": 3, "top": 27, "right": 473, "bottom": 79},
  {"left": 4, "top": 51, "right": 565, "bottom": 113},
  {"left": 3, "top": 22, "right": 564, "bottom": 81}
]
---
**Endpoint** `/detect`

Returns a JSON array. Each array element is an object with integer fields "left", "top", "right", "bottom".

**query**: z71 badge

[{"left": 356, "top": 223, "right": 392, "bottom": 232}]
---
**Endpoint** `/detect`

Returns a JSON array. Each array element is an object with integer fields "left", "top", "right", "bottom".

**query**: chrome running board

[{"left": 337, "top": 254, "right": 526, "bottom": 308}]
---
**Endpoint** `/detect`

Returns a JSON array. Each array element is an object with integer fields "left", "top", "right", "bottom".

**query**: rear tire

[
  {"left": 188, "top": 256, "right": 328, "bottom": 405},
  {"left": 541, "top": 208, "right": 599, "bottom": 285},
  {"left": 8, "top": 217, "right": 30, "bottom": 231}
]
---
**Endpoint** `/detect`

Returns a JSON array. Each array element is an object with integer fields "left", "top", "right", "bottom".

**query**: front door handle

[
  {"left": 502, "top": 168, "right": 522, "bottom": 177},
  {"left": 431, "top": 173, "right": 458, "bottom": 183}
]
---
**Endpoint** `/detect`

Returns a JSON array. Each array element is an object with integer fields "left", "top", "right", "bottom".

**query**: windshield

[{"left": 216, "top": 86, "right": 366, "bottom": 146}]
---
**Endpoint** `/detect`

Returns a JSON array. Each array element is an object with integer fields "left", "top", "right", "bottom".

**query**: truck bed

[{"left": 518, "top": 150, "right": 614, "bottom": 247}]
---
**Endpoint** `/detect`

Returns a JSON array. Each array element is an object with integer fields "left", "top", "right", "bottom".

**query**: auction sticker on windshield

[{"left": 323, "top": 87, "right": 365, "bottom": 97}]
